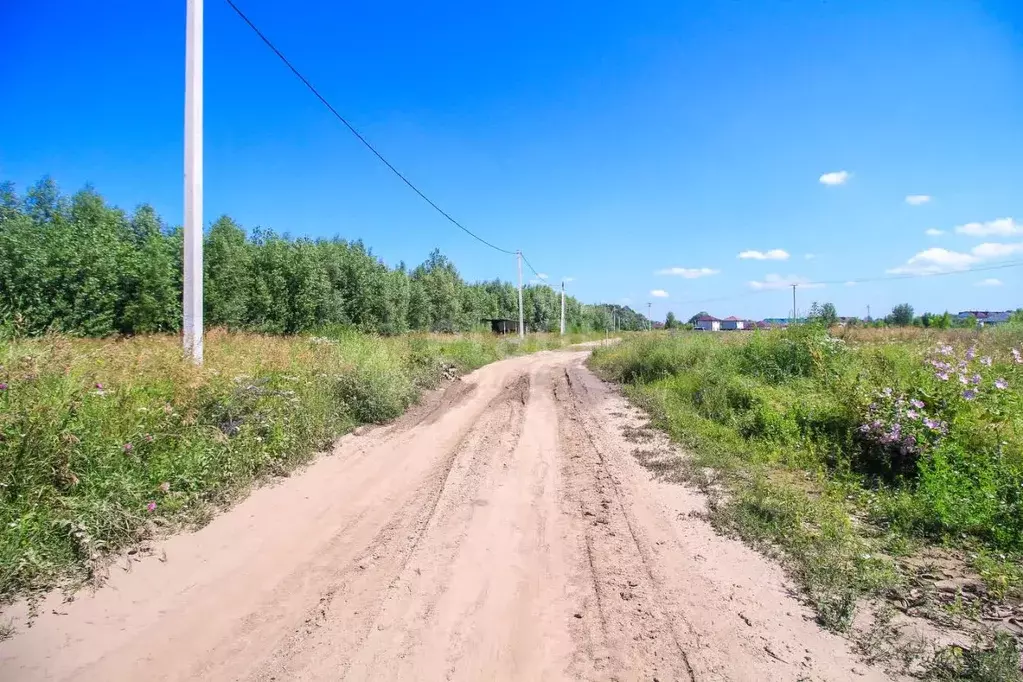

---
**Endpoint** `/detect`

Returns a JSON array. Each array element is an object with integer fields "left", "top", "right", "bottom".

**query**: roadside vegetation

[
  {"left": 591, "top": 324, "right": 1023, "bottom": 678},
  {"left": 0, "top": 329, "right": 604, "bottom": 602}
]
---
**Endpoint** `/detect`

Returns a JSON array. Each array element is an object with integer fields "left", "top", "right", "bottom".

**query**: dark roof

[
  {"left": 696, "top": 315, "right": 720, "bottom": 322},
  {"left": 724, "top": 316, "right": 742, "bottom": 321}
]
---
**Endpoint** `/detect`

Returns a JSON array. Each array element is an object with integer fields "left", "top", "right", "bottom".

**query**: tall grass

[
  {"left": 0, "top": 329, "right": 597, "bottom": 601},
  {"left": 591, "top": 327, "right": 1023, "bottom": 633}
]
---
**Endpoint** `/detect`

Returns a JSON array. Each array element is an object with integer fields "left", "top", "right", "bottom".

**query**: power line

[
  {"left": 520, "top": 252, "right": 545, "bottom": 280},
  {"left": 223, "top": 0, "right": 517, "bottom": 256}
]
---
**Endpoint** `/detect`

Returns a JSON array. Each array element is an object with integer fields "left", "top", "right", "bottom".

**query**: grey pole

[
  {"left": 560, "top": 281, "right": 566, "bottom": 335},
  {"left": 791, "top": 284, "right": 797, "bottom": 326},
  {"left": 517, "top": 251, "right": 525, "bottom": 339},
  {"left": 183, "top": 0, "right": 204, "bottom": 364}
]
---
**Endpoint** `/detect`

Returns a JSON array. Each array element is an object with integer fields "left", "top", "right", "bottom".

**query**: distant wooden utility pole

[
  {"left": 560, "top": 280, "right": 566, "bottom": 336},
  {"left": 183, "top": 0, "right": 204, "bottom": 364},
  {"left": 647, "top": 302, "right": 652, "bottom": 330}
]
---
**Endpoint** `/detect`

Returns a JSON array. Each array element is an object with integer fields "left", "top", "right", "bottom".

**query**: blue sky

[{"left": 2, "top": 0, "right": 1021, "bottom": 321}]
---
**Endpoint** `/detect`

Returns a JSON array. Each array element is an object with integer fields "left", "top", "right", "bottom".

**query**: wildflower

[
  {"left": 1013, "top": 348, "right": 1022, "bottom": 364},
  {"left": 123, "top": 443, "right": 133, "bottom": 453},
  {"left": 966, "top": 345, "right": 977, "bottom": 361},
  {"left": 962, "top": 389, "right": 977, "bottom": 401},
  {"left": 146, "top": 501, "right": 157, "bottom": 512},
  {"left": 0, "top": 382, "right": 7, "bottom": 391},
  {"left": 958, "top": 374, "right": 969, "bottom": 385},
  {"left": 970, "top": 374, "right": 982, "bottom": 385},
  {"left": 882, "top": 387, "right": 893, "bottom": 397},
  {"left": 144, "top": 434, "right": 154, "bottom": 443},
  {"left": 159, "top": 482, "right": 171, "bottom": 494},
  {"left": 936, "top": 371, "right": 949, "bottom": 381},
  {"left": 981, "top": 356, "right": 993, "bottom": 367},
  {"left": 858, "top": 424, "right": 871, "bottom": 433},
  {"left": 995, "top": 378, "right": 1008, "bottom": 390},
  {"left": 906, "top": 409, "right": 919, "bottom": 420},
  {"left": 910, "top": 399, "right": 925, "bottom": 409},
  {"left": 95, "top": 382, "right": 103, "bottom": 389},
  {"left": 938, "top": 344, "right": 954, "bottom": 356}
]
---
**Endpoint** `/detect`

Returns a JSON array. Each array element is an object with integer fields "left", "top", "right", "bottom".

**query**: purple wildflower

[
  {"left": 981, "top": 356, "right": 993, "bottom": 367},
  {"left": 938, "top": 344, "right": 954, "bottom": 356},
  {"left": 970, "top": 374, "right": 982, "bottom": 385},
  {"left": 882, "top": 387, "right": 893, "bottom": 397},
  {"left": 144, "top": 434, "right": 154, "bottom": 443},
  {"left": 966, "top": 345, "right": 977, "bottom": 361},
  {"left": 995, "top": 378, "right": 1008, "bottom": 390},
  {"left": 0, "top": 382, "right": 7, "bottom": 391},
  {"left": 962, "top": 389, "right": 977, "bottom": 401},
  {"left": 906, "top": 409, "right": 919, "bottom": 420},
  {"left": 859, "top": 424, "right": 871, "bottom": 434},
  {"left": 958, "top": 374, "right": 969, "bottom": 385},
  {"left": 146, "top": 501, "right": 157, "bottom": 512},
  {"left": 936, "top": 371, "right": 949, "bottom": 381},
  {"left": 123, "top": 442, "right": 133, "bottom": 453},
  {"left": 910, "top": 399, "right": 925, "bottom": 409}
]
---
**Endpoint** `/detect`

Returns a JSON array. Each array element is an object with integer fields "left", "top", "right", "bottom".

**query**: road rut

[{"left": 0, "top": 350, "right": 890, "bottom": 681}]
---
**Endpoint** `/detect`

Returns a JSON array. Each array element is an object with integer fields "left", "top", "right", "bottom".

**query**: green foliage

[
  {"left": 664, "top": 311, "right": 678, "bottom": 329},
  {"left": 808, "top": 301, "right": 838, "bottom": 328},
  {"left": 889, "top": 303, "right": 915, "bottom": 327},
  {"left": 0, "top": 179, "right": 641, "bottom": 337}
]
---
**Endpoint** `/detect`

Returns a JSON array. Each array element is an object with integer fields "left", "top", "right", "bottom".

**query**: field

[
  {"left": 0, "top": 329, "right": 604, "bottom": 603},
  {"left": 590, "top": 326, "right": 1023, "bottom": 677}
]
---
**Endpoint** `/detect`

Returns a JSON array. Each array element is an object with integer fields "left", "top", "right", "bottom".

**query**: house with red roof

[
  {"left": 694, "top": 314, "right": 721, "bottom": 332},
  {"left": 721, "top": 316, "right": 745, "bottom": 331}
]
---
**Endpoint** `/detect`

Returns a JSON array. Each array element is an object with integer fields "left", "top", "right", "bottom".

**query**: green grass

[
  {"left": 0, "top": 329, "right": 601, "bottom": 602},
  {"left": 590, "top": 327, "right": 1023, "bottom": 642}
]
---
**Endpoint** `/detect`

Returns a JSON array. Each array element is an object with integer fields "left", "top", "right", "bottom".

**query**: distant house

[
  {"left": 721, "top": 316, "right": 745, "bottom": 331},
  {"left": 482, "top": 318, "right": 519, "bottom": 334},
  {"left": 694, "top": 315, "right": 721, "bottom": 332},
  {"left": 957, "top": 311, "right": 1013, "bottom": 327}
]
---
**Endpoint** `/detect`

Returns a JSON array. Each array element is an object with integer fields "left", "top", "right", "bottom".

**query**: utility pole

[
  {"left": 647, "top": 302, "right": 652, "bottom": 331},
  {"left": 560, "top": 280, "right": 566, "bottom": 336},
  {"left": 791, "top": 284, "right": 797, "bottom": 326},
  {"left": 517, "top": 251, "right": 524, "bottom": 339},
  {"left": 867, "top": 304, "right": 871, "bottom": 322},
  {"left": 183, "top": 0, "right": 204, "bottom": 364}
]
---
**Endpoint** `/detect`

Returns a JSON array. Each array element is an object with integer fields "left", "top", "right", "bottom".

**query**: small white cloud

[
  {"left": 738, "top": 249, "right": 790, "bottom": 261},
  {"left": 804, "top": 253, "right": 816, "bottom": 260},
  {"left": 747, "top": 274, "right": 824, "bottom": 291},
  {"left": 955, "top": 218, "right": 1022, "bottom": 237},
  {"left": 887, "top": 247, "right": 977, "bottom": 275},
  {"left": 925, "top": 228, "right": 944, "bottom": 237},
  {"left": 971, "top": 242, "right": 1023, "bottom": 259},
  {"left": 976, "top": 278, "right": 1003, "bottom": 287},
  {"left": 845, "top": 281, "right": 857, "bottom": 287},
  {"left": 655, "top": 267, "right": 720, "bottom": 278},
  {"left": 819, "top": 170, "right": 850, "bottom": 186},
  {"left": 905, "top": 194, "right": 932, "bottom": 205},
  {"left": 650, "top": 289, "right": 669, "bottom": 298}
]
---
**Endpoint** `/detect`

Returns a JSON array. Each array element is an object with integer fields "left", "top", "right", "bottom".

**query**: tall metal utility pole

[
  {"left": 647, "top": 302, "right": 652, "bottom": 330},
  {"left": 560, "top": 280, "right": 566, "bottom": 336},
  {"left": 183, "top": 0, "right": 204, "bottom": 364},
  {"left": 516, "top": 251, "right": 525, "bottom": 339},
  {"left": 791, "top": 284, "right": 797, "bottom": 326}
]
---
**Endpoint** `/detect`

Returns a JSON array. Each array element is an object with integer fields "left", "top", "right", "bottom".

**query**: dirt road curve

[{"left": 1, "top": 350, "right": 889, "bottom": 681}]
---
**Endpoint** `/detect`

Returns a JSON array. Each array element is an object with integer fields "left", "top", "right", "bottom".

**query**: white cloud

[
  {"left": 976, "top": 278, "right": 1003, "bottom": 287},
  {"left": 804, "top": 253, "right": 816, "bottom": 260},
  {"left": 925, "top": 228, "right": 944, "bottom": 237},
  {"left": 886, "top": 241, "right": 1023, "bottom": 275},
  {"left": 971, "top": 242, "right": 1023, "bottom": 259},
  {"left": 819, "top": 171, "right": 850, "bottom": 186},
  {"left": 747, "top": 274, "right": 824, "bottom": 291},
  {"left": 845, "top": 281, "right": 857, "bottom": 287},
  {"left": 650, "top": 289, "right": 669, "bottom": 298},
  {"left": 536, "top": 273, "right": 548, "bottom": 280},
  {"left": 955, "top": 218, "right": 1022, "bottom": 237},
  {"left": 738, "top": 249, "right": 790, "bottom": 261},
  {"left": 655, "top": 266, "right": 720, "bottom": 278},
  {"left": 905, "top": 194, "right": 932, "bottom": 205}
]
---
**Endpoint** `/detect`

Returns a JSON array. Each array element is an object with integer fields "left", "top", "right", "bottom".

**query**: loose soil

[{"left": 0, "top": 351, "right": 892, "bottom": 681}]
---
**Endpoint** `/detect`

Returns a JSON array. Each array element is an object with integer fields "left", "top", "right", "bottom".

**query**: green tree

[
  {"left": 664, "top": 311, "right": 678, "bottom": 329},
  {"left": 888, "top": 303, "right": 914, "bottom": 327},
  {"left": 688, "top": 311, "right": 710, "bottom": 325}
]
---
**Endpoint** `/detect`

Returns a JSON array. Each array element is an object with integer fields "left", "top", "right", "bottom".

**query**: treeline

[{"left": 0, "top": 178, "right": 647, "bottom": 337}]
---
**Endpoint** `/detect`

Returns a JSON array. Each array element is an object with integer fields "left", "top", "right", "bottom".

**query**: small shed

[
  {"left": 694, "top": 315, "right": 721, "bottom": 332},
  {"left": 483, "top": 318, "right": 519, "bottom": 335},
  {"left": 721, "top": 316, "right": 744, "bottom": 331}
]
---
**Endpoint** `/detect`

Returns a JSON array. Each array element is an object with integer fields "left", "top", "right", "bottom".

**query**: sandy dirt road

[{"left": 0, "top": 350, "right": 890, "bottom": 681}]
